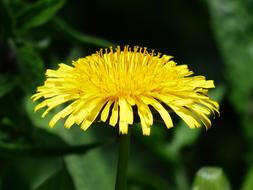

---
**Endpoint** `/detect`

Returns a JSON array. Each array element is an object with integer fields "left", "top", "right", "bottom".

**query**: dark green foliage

[
  {"left": 15, "top": 0, "right": 65, "bottom": 32},
  {"left": 0, "top": 74, "right": 16, "bottom": 97},
  {"left": 207, "top": 0, "right": 253, "bottom": 189},
  {"left": 36, "top": 167, "right": 75, "bottom": 190},
  {"left": 16, "top": 42, "right": 44, "bottom": 91},
  {"left": 0, "top": 0, "right": 252, "bottom": 189}
]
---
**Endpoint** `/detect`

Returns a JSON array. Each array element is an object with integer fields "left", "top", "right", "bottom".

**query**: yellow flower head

[{"left": 32, "top": 46, "right": 219, "bottom": 135}]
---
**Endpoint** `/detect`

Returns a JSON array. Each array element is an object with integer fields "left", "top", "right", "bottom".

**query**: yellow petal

[
  {"left": 191, "top": 78, "right": 215, "bottom": 88},
  {"left": 153, "top": 103, "right": 173, "bottom": 129},
  {"left": 42, "top": 107, "right": 53, "bottom": 118},
  {"left": 200, "top": 99, "right": 220, "bottom": 115},
  {"left": 74, "top": 98, "right": 102, "bottom": 125},
  {"left": 31, "top": 93, "right": 43, "bottom": 102},
  {"left": 170, "top": 105, "right": 201, "bottom": 128},
  {"left": 192, "top": 104, "right": 211, "bottom": 115},
  {"left": 137, "top": 105, "right": 151, "bottom": 135},
  {"left": 109, "top": 101, "right": 119, "bottom": 127},
  {"left": 136, "top": 98, "right": 153, "bottom": 126},
  {"left": 64, "top": 114, "right": 75, "bottom": 129},
  {"left": 154, "top": 93, "right": 193, "bottom": 106},
  {"left": 101, "top": 100, "right": 113, "bottom": 122},
  {"left": 119, "top": 97, "right": 134, "bottom": 124},
  {"left": 75, "top": 109, "right": 87, "bottom": 125},
  {"left": 35, "top": 101, "right": 48, "bottom": 112},
  {"left": 141, "top": 96, "right": 173, "bottom": 129},
  {"left": 119, "top": 122, "right": 128, "bottom": 134},
  {"left": 49, "top": 103, "right": 74, "bottom": 127},
  {"left": 81, "top": 100, "right": 106, "bottom": 130},
  {"left": 198, "top": 113, "right": 211, "bottom": 129},
  {"left": 118, "top": 97, "right": 134, "bottom": 134},
  {"left": 126, "top": 96, "right": 136, "bottom": 106},
  {"left": 35, "top": 94, "right": 74, "bottom": 112},
  {"left": 189, "top": 105, "right": 211, "bottom": 128}
]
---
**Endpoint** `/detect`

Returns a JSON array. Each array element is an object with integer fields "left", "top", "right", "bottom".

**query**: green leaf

[
  {"left": 0, "top": 140, "right": 110, "bottom": 157},
  {"left": 51, "top": 18, "right": 114, "bottom": 47},
  {"left": 16, "top": 0, "right": 65, "bottom": 32},
  {"left": 36, "top": 167, "right": 75, "bottom": 190},
  {"left": 207, "top": 0, "right": 253, "bottom": 156},
  {"left": 25, "top": 96, "right": 116, "bottom": 190},
  {"left": 16, "top": 42, "right": 44, "bottom": 92},
  {"left": 58, "top": 127, "right": 116, "bottom": 190},
  {"left": 207, "top": 0, "right": 253, "bottom": 113},
  {"left": 17, "top": 157, "right": 63, "bottom": 190},
  {"left": 0, "top": 155, "right": 63, "bottom": 190},
  {"left": 241, "top": 167, "right": 253, "bottom": 190}
]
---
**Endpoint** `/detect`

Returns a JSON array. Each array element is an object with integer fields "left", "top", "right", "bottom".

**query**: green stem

[{"left": 115, "top": 129, "right": 131, "bottom": 190}]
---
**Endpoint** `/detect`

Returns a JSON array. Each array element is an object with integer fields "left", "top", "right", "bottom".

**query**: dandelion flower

[{"left": 32, "top": 46, "right": 219, "bottom": 135}]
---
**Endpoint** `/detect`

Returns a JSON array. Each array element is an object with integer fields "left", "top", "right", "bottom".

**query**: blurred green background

[{"left": 0, "top": 0, "right": 253, "bottom": 189}]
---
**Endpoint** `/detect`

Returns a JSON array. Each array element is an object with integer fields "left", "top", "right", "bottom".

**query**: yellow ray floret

[{"left": 32, "top": 46, "right": 219, "bottom": 135}]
